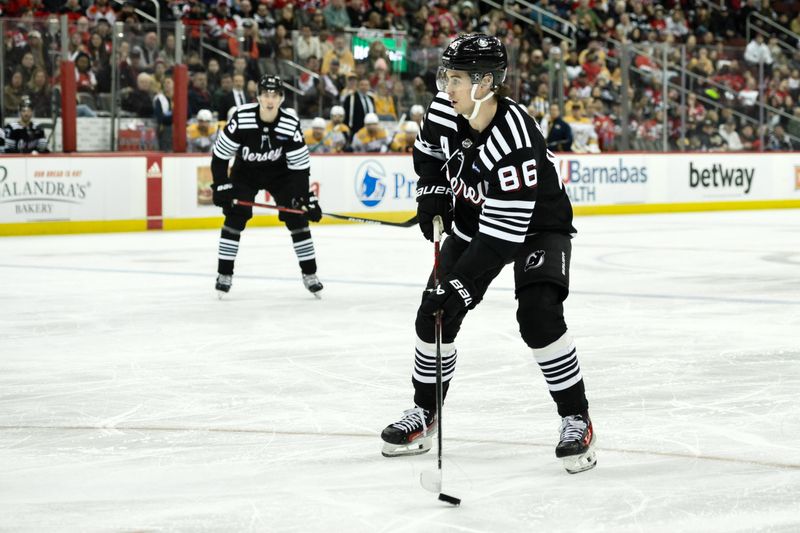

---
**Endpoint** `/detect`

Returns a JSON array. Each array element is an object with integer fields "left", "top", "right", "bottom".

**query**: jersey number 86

[{"left": 498, "top": 159, "right": 537, "bottom": 192}]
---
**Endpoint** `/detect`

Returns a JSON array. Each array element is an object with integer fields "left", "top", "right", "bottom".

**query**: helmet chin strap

[{"left": 463, "top": 83, "right": 494, "bottom": 121}]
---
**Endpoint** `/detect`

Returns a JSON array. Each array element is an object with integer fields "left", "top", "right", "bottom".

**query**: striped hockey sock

[
  {"left": 217, "top": 225, "right": 241, "bottom": 275},
  {"left": 412, "top": 336, "right": 457, "bottom": 384},
  {"left": 291, "top": 227, "right": 317, "bottom": 274},
  {"left": 532, "top": 331, "right": 588, "bottom": 416}
]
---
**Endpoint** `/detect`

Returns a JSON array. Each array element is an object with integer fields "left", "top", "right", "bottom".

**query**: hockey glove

[
  {"left": 416, "top": 181, "right": 453, "bottom": 242},
  {"left": 212, "top": 182, "right": 235, "bottom": 208},
  {"left": 420, "top": 274, "right": 476, "bottom": 325},
  {"left": 305, "top": 191, "right": 323, "bottom": 222}
]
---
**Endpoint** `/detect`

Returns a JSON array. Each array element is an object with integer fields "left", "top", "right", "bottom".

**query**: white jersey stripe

[
  {"left": 478, "top": 223, "right": 527, "bottom": 243},
  {"left": 430, "top": 100, "right": 457, "bottom": 116},
  {"left": 505, "top": 113, "right": 523, "bottom": 149},
  {"left": 485, "top": 137, "right": 502, "bottom": 162},
  {"left": 484, "top": 198, "right": 536, "bottom": 210},
  {"left": 509, "top": 104, "right": 532, "bottom": 148},
  {"left": 492, "top": 126, "right": 512, "bottom": 155},
  {"left": 427, "top": 112, "right": 457, "bottom": 131}
]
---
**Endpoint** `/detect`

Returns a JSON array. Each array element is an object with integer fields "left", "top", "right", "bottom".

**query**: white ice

[{"left": 1, "top": 209, "right": 799, "bottom": 532}]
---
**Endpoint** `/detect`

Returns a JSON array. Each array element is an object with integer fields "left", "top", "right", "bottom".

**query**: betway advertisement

[{"left": 0, "top": 157, "right": 146, "bottom": 223}]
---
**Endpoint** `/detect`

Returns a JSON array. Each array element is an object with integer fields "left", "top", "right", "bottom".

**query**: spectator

[
  {"left": 787, "top": 107, "right": 800, "bottom": 140},
  {"left": 86, "top": 0, "right": 116, "bottom": 25},
  {"left": 159, "top": 33, "right": 177, "bottom": 68},
  {"left": 140, "top": 31, "right": 160, "bottom": 68},
  {"left": 719, "top": 120, "right": 744, "bottom": 151},
  {"left": 25, "top": 31, "right": 51, "bottom": 76},
  {"left": 409, "top": 76, "right": 434, "bottom": 109},
  {"left": 206, "top": 57, "right": 222, "bottom": 95},
  {"left": 122, "top": 72, "right": 154, "bottom": 117},
  {"left": 186, "top": 108, "right": 219, "bottom": 153},
  {"left": 27, "top": 67, "right": 52, "bottom": 117},
  {"left": 218, "top": 73, "right": 249, "bottom": 118},
  {"left": 74, "top": 52, "right": 98, "bottom": 95},
  {"left": 543, "top": 104, "right": 572, "bottom": 152},
  {"left": 153, "top": 77, "right": 174, "bottom": 151},
  {"left": 343, "top": 77, "right": 376, "bottom": 133},
  {"left": 744, "top": 34, "right": 773, "bottom": 69},
  {"left": 322, "top": 0, "right": 350, "bottom": 31},
  {"left": 17, "top": 51, "right": 37, "bottom": 86},
  {"left": 3, "top": 71, "right": 27, "bottom": 118},
  {"left": 765, "top": 124, "right": 794, "bottom": 151},
  {"left": 296, "top": 24, "right": 322, "bottom": 64},
  {"left": 321, "top": 35, "right": 355, "bottom": 76},
  {"left": 373, "top": 81, "right": 397, "bottom": 120},
  {"left": 188, "top": 71, "right": 213, "bottom": 116},
  {"left": 325, "top": 105, "right": 351, "bottom": 152},
  {"left": 389, "top": 120, "right": 418, "bottom": 153},
  {"left": 304, "top": 116, "right": 337, "bottom": 153},
  {"left": 352, "top": 112, "right": 389, "bottom": 152},
  {"left": 697, "top": 118, "right": 727, "bottom": 151}
]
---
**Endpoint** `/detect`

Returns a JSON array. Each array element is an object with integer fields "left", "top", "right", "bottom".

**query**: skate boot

[
  {"left": 555, "top": 414, "right": 597, "bottom": 474},
  {"left": 381, "top": 407, "right": 436, "bottom": 457},
  {"left": 302, "top": 273, "right": 323, "bottom": 298},
  {"left": 215, "top": 274, "right": 232, "bottom": 299}
]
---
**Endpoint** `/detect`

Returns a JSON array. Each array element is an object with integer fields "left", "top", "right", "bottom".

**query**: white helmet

[
  {"left": 311, "top": 117, "right": 326, "bottom": 129},
  {"left": 330, "top": 105, "right": 345, "bottom": 118},
  {"left": 410, "top": 104, "right": 425, "bottom": 117},
  {"left": 364, "top": 112, "right": 379, "bottom": 125},
  {"left": 197, "top": 109, "right": 214, "bottom": 122}
]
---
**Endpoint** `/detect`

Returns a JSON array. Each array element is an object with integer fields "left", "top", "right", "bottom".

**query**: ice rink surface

[{"left": 1, "top": 209, "right": 799, "bottom": 532}]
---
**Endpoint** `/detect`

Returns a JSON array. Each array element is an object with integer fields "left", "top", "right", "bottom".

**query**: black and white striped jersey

[
  {"left": 2, "top": 121, "right": 48, "bottom": 154},
  {"left": 211, "top": 103, "right": 310, "bottom": 181},
  {"left": 413, "top": 92, "right": 575, "bottom": 262}
]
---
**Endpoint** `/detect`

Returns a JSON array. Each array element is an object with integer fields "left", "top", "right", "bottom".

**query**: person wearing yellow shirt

[
  {"left": 565, "top": 105, "right": 600, "bottom": 153},
  {"left": 352, "top": 112, "right": 389, "bottom": 152},
  {"left": 304, "top": 117, "right": 337, "bottom": 154},
  {"left": 325, "top": 105, "right": 351, "bottom": 152},
  {"left": 321, "top": 35, "right": 355, "bottom": 76},
  {"left": 186, "top": 109, "right": 219, "bottom": 153},
  {"left": 389, "top": 120, "right": 418, "bottom": 153}
]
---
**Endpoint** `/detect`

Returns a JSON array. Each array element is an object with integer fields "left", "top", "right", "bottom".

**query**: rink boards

[{"left": 1, "top": 152, "right": 798, "bottom": 236}]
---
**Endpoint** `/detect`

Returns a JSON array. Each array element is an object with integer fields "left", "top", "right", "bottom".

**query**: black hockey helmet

[
  {"left": 19, "top": 96, "right": 33, "bottom": 112},
  {"left": 258, "top": 74, "right": 284, "bottom": 95},
  {"left": 439, "top": 34, "right": 507, "bottom": 90}
]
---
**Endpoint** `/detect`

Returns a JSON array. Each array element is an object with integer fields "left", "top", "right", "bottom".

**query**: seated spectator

[
  {"left": 697, "top": 118, "right": 727, "bottom": 151},
  {"left": 304, "top": 117, "right": 337, "bottom": 153},
  {"left": 153, "top": 77, "right": 174, "bottom": 151},
  {"left": 389, "top": 120, "right": 418, "bottom": 153},
  {"left": 74, "top": 53, "right": 97, "bottom": 95},
  {"left": 321, "top": 35, "right": 355, "bottom": 76},
  {"left": 352, "top": 113, "right": 389, "bottom": 152},
  {"left": 122, "top": 72, "right": 155, "bottom": 117},
  {"left": 188, "top": 71, "right": 213, "bottom": 116},
  {"left": 27, "top": 67, "right": 52, "bottom": 117},
  {"left": 765, "top": 124, "right": 794, "bottom": 151},
  {"left": 296, "top": 24, "right": 322, "bottom": 64},
  {"left": 373, "top": 81, "right": 397, "bottom": 120},
  {"left": 323, "top": 0, "right": 351, "bottom": 32},
  {"left": 186, "top": 109, "right": 219, "bottom": 153},
  {"left": 744, "top": 34, "right": 773, "bottom": 69},
  {"left": 217, "top": 73, "right": 249, "bottom": 119},
  {"left": 5, "top": 68, "right": 29, "bottom": 112},
  {"left": 325, "top": 105, "right": 351, "bottom": 152},
  {"left": 544, "top": 104, "right": 573, "bottom": 152},
  {"left": 719, "top": 120, "right": 743, "bottom": 151},
  {"left": 17, "top": 52, "right": 37, "bottom": 86},
  {"left": 566, "top": 105, "right": 600, "bottom": 153},
  {"left": 738, "top": 123, "right": 759, "bottom": 151}
]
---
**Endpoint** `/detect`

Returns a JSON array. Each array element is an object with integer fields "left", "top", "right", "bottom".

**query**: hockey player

[
  {"left": 380, "top": 34, "right": 596, "bottom": 474},
  {"left": 3, "top": 98, "right": 49, "bottom": 154},
  {"left": 210, "top": 74, "right": 324, "bottom": 297}
]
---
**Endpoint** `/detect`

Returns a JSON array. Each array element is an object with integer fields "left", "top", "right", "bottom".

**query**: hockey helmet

[
  {"left": 438, "top": 34, "right": 508, "bottom": 90},
  {"left": 258, "top": 74, "right": 284, "bottom": 95},
  {"left": 19, "top": 96, "right": 34, "bottom": 112}
]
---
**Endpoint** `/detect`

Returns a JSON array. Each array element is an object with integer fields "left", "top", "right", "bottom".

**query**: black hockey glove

[
  {"left": 416, "top": 181, "right": 453, "bottom": 242},
  {"left": 420, "top": 274, "right": 476, "bottom": 325},
  {"left": 305, "top": 191, "right": 323, "bottom": 222},
  {"left": 212, "top": 182, "right": 235, "bottom": 208}
]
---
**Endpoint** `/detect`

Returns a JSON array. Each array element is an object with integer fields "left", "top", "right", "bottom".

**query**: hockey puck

[{"left": 438, "top": 493, "right": 461, "bottom": 506}]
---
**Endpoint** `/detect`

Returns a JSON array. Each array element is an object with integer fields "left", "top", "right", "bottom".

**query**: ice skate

[
  {"left": 555, "top": 414, "right": 596, "bottom": 474},
  {"left": 381, "top": 407, "right": 436, "bottom": 457},
  {"left": 302, "top": 273, "right": 323, "bottom": 298},
  {"left": 215, "top": 274, "right": 232, "bottom": 299}
]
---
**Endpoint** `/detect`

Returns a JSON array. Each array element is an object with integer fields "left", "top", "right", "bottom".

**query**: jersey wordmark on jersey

[
  {"left": 413, "top": 92, "right": 574, "bottom": 255},
  {"left": 212, "top": 103, "right": 310, "bottom": 175}
]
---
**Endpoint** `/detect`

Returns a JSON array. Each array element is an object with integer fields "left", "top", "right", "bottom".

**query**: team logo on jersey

[
  {"left": 524, "top": 250, "right": 546, "bottom": 272},
  {"left": 354, "top": 160, "right": 387, "bottom": 207}
]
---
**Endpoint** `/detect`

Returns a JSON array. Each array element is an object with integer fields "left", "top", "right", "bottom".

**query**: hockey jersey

[
  {"left": 413, "top": 92, "right": 575, "bottom": 274},
  {"left": 211, "top": 103, "right": 310, "bottom": 181},
  {"left": 2, "top": 121, "right": 48, "bottom": 153}
]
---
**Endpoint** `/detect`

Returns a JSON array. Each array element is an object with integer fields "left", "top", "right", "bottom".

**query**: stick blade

[
  {"left": 438, "top": 493, "right": 461, "bottom": 506},
  {"left": 419, "top": 469, "right": 442, "bottom": 493}
]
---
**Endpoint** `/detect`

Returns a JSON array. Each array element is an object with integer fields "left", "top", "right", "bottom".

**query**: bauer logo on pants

[{"left": 524, "top": 250, "right": 546, "bottom": 271}]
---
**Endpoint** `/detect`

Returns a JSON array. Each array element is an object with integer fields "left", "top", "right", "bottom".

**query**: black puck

[{"left": 438, "top": 493, "right": 461, "bottom": 506}]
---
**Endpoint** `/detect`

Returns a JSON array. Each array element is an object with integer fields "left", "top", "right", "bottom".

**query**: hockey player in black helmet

[
  {"left": 210, "top": 74, "right": 324, "bottom": 298},
  {"left": 2, "top": 97, "right": 49, "bottom": 154},
  {"left": 380, "top": 34, "right": 596, "bottom": 474}
]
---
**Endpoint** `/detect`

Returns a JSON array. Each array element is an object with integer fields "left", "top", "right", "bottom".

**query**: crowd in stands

[{"left": 2, "top": 0, "right": 799, "bottom": 153}]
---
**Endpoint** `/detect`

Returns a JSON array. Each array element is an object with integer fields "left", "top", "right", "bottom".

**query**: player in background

[
  {"left": 210, "top": 75, "right": 324, "bottom": 298},
  {"left": 2, "top": 97, "right": 49, "bottom": 154},
  {"left": 380, "top": 34, "right": 596, "bottom": 474}
]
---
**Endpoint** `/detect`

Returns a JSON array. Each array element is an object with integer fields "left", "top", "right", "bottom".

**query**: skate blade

[
  {"left": 562, "top": 448, "right": 597, "bottom": 474},
  {"left": 312, "top": 292, "right": 322, "bottom": 299},
  {"left": 217, "top": 290, "right": 227, "bottom": 300},
  {"left": 420, "top": 469, "right": 442, "bottom": 493},
  {"left": 381, "top": 435, "right": 433, "bottom": 457}
]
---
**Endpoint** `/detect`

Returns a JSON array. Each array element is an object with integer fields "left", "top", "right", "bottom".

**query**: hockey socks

[
  {"left": 290, "top": 227, "right": 317, "bottom": 275},
  {"left": 532, "top": 331, "right": 588, "bottom": 417},
  {"left": 412, "top": 336, "right": 457, "bottom": 410},
  {"left": 217, "top": 224, "right": 241, "bottom": 276}
]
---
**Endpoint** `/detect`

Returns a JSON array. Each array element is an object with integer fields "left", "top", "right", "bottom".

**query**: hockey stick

[
  {"left": 419, "top": 215, "right": 461, "bottom": 506},
  {"left": 232, "top": 199, "right": 418, "bottom": 228}
]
